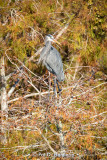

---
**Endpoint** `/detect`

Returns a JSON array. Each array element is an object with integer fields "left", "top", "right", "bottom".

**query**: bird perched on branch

[{"left": 38, "top": 34, "right": 64, "bottom": 85}]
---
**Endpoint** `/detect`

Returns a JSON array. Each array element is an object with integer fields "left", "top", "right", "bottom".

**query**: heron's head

[
  {"left": 45, "top": 34, "right": 54, "bottom": 43},
  {"left": 45, "top": 34, "right": 60, "bottom": 45}
]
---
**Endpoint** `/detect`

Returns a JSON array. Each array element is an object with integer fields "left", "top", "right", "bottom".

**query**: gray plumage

[{"left": 39, "top": 34, "right": 64, "bottom": 82}]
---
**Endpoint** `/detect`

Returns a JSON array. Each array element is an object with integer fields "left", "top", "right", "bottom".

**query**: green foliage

[{"left": 0, "top": 0, "right": 106, "bottom": 71}]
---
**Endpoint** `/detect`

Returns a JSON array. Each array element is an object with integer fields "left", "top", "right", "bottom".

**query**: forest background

[{"left": 0, "top": 0, "right": 107, "bottom": 159}]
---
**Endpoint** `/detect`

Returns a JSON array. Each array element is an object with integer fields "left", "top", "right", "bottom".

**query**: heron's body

[{"left": 39, "top": 34, "right": 64, "bottom": 82}]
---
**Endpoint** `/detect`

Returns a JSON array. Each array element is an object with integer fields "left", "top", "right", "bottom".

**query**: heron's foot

[{"left": 57, "top": 88, "right": 62, "bottom": 93}]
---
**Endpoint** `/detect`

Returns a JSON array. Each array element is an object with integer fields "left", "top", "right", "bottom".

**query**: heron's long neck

[
  {"left": 39, "top": 41, "right": 51, "bottom": 64},
  {"left": 44, "top": 41, "right": 51, "bottom": 52}
]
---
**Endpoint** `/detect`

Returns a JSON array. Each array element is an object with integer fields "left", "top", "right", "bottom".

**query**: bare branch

[
  {"left": 28, "top": 47, "right": 43, "bottom": 62},
  {"left": 38, "top": 128, "right": 57, "bottom": 154},
  {"left": 14, "top": 56, "right": 39, "bottom": 78},
  {"left": 7, "top": 91, "right": 53, "bottom": 104},
  {"left": 5, "top": 49, "right": 40, "bottom": 93}
]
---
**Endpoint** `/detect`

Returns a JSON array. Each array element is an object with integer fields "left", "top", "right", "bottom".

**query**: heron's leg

[
  {"left": 56, "top": 80, "right": 62, "bottom": 94},
  {"left": 48, "top": 71, "right": 51, "bottom": 101},
  {"left": 56, "top": 80, "right": 62, "bottom": 105}
]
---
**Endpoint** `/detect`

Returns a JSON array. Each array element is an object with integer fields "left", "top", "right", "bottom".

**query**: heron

[{"left": 38, "top": 34, "right": 64, "bottom": 94}]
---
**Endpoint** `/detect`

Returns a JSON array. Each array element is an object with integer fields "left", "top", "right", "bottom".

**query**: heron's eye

[
  {"left": 50, "top": 35, "right": 54, "bottom": 39},
  {"left": 51, "top": 36, "right": 54, "bottom": 39}
]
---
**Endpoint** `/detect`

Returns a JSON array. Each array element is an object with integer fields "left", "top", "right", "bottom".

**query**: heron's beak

[{"left": 52, "top": 39, "right": 61, "bottom": 45}]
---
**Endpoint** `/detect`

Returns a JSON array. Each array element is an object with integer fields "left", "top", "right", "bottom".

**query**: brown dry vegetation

[{"left": 0, "top": 0, "right": 107, "bottom": 159}]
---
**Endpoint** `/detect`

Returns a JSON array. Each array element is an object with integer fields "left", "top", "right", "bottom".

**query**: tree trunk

[
  {"left": 1, "top": 56, "right": 8, "bottom": 112},
  {"left": 0, "top": 56, "right": 8, "bottom": 144}
]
